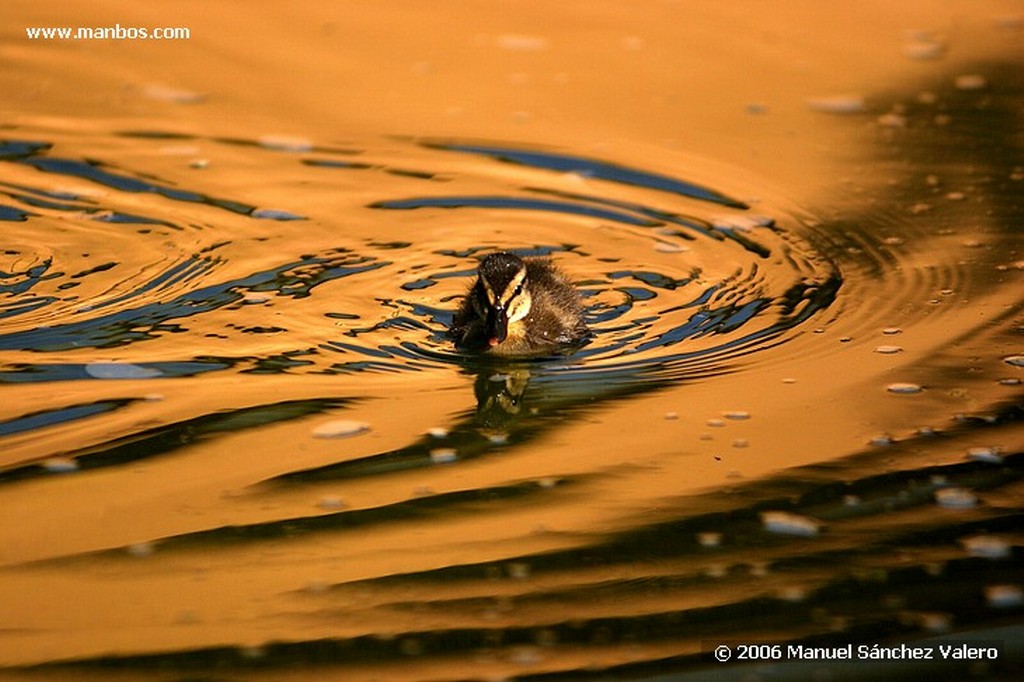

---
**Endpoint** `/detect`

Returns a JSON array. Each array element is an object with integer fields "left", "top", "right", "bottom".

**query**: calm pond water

[{"left": 1, "top": 2, "right": 1022, "bottom": 680}]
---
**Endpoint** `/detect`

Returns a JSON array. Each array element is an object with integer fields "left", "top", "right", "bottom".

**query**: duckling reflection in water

[{"left": 451, "top": 252, "right": 589, "bottom": 356}]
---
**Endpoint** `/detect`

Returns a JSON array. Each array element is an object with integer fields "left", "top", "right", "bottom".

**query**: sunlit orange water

[{"left": 1, "top": 2, "right": 1022, "bottom": 680}]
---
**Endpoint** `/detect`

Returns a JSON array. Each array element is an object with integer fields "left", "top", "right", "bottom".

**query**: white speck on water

[
  {"left": 507, "top": 562, "right": 531, "bottom": 579},
  {"left": 903, "top": 36, "right": 946, "bottom": 60},
  {"left": 706, "top": 418, "right": 726, "bottom": 427},
  {"left": 723, "top": 410, "right": 750, "bottom": 421},
  {"left": 918, "top": 612, "right": 952, "bottom": 633},
  {"left": 242, "top": 292, "right": 270, "bottom": 304},
  {"left": 429, "top": 448, "right": 458, "bottom": 464},
  {"left": 143, "top": 393, "right": 165, "bottom": 402},
  {"left": 488, "top": 433, "right": 509, "bottom": 445},
  {"left": 961, "top": 535, "right": 1011, "bottom": 559},
  {"left": 317, "top": 495, "right": 347, "bottom": 510},
  {"left": 426, "top": 427, "right": 449, "bottom": 438},
  {"left": 778, "top": 585, "right": 809, "bottom": 602},
  {"left": 189, "top": 159, "right": 209, "bottom": 169},
  {"left": 909, "top": 202, "right": 932, "bottom": 214},
  {"left": 869, "top": 434, "right": 895, "bottom": 447},
  {"left": 712, "top": 214, "right": 773, "bottom": 231},
  {"left": 127, "top": 542, "right": 155, "bottom": 557},
  {"left": 732, "top": 439, "right": 749, "bottom": 448},
  {"left": 998, "top": 377, "right": 1022, "bottom": 386},
  {"left": 887, "top": 382, "right": 923, "bottom": 395},
  {"left": 877, "top": 112, "right": 908, "bottom": 128},
  {"left": 42, "top": 457, "right": 79, "bottom": 473},
  {"left": 251, "top": 208, "right": 306, "bottom": 221},
  {"left": 258, "top": 134, "right": 313, "bottom": 152},
  {"left": 882, "top": 327, "right": 902, "bottom": 335},
  {"left": 935, "top": 487, "right": 977, "bottom": 509},
  {"left": 966, "top": 446, "right": 1004, "bottom": 464},
  {"left": 806, "top": 94, "right": 866, "bottom": 114},
  {"left": 85, "top": 362, "right": 162, "bottom": 379},
  {"left": 495, "top": 34, "right": 549, "bottom": 51},
  {"left": 141, "top": 83, "right": 205, "bottom": 104},
  {"left": 946, "top": 191, "right": 966, "bottom": 201},
  {"left": 312, "top": 420, "right": 369, "bottom": 439},
  {"left": 761, "top": 511, "right": 821, "bottom": 537},
  {"left": 874, "top": 345, "right": 903, "bottom": 354},
  {"left": 782, "top": 377, "right": 797, "bottom": 384},
  {"left": 984, "top": 584, "right": 1023, "bottom": 609},
  {"left": 954, "top": 74, "right": 988, "bottom": 91},
  {"left": 697, "top": 532, "right": 722, "bottom": 547},
  {"left": 1004, "top": 355, "right": 1024, "bottom": 367},
  {"left": 664, "top": 411, "right": 679, "bottom": 420}
]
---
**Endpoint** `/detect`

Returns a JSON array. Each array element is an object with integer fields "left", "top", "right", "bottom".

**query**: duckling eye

[{"left": 509, "top": 281, "right": 524, "bottom": 301}]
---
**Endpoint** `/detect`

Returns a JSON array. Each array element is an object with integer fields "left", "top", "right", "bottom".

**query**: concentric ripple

[{"left": 1, "top": 132, "right": 841, "bottom": 386}]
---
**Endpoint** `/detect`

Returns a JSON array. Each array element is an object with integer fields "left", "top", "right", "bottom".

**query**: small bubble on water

[
  {"left": 1003, "top": 355, "right": 1024, "bottom": 367},
  {"left": 494, "top": 33, "right": 549, "bottom": 51},
  {"left": 141, "top": 83, "right": 205, "bottom": 104},
  {"left": 663, "top": 411, "right": 679, "bottom": 420},
  {"left": 887, "top": 382, "right": 923, "bottom": 395},
  {"left": 869, "top": 434, "right": 895, "bottom": 447},
  {"left": 997, "top": 377, "right": 1022, "bottom": 386},
  {"left": 934, "top": 487, "right": 977, "bottom": 509},
  {"left": 966, "top": 446, "right": 1003, "bottom": 464},
  {"left": 874, "top": 345, "right": 903, "bottom": 354},
  {"left": 760, "top": 511, "right": 821, "bottom": 537},
  {"left": 882, "top": 327, "right": 903, "bottom": 335},
  {"left": 317, "top": 495, "right": 347, "bottom": 511},
  {"left": 954, "top": 74, "right": 988, "bottom": 91},
  {"left": 507, "top": 562, "right": 531, "bottom": 579},
  {"left": 723, "top": 410, "right": 750, "bottom": 421},
  {"left": 189, "top": 159, "right": 209, "bottom": 169},
  {"left": 127, "top": 542, "right": 155, "bottom": 557},
  {"left": 903, "top": 36, "right": 946, "bottom": 60},
  {"left": 42, "top": 457, "right": 79, "bottom": 473},
  {"left": 312, "top": 420, "right": 369, "bottom": 439},
  {"left": 961, "top": 535, "right": 1011, "bottom": 559},
  {"left": 984, "top": 584, "right": 1023, "bottom": 609},
  {"left": 697, "top": 532, "right": 722, "bottom": 547},
  {"left": 918, "top": 612, "right": 952, "bottom": 633},
  {"left": 706, "top": 418, "right": 726, "bottom": 427},
  {"left": 732, "top": 439, "right": 749, "bottom": 448},
  {"left": 241, "top": 292, "right": 270, "bottom": 305},
  {"left": 251, "top": 208, "right": 306, "bottom": 221},
  {"left": 778, "top": 586, "right": 809, "bottom": 602},
  {"left": 258, "top": 134, "right": 314, "bottom": 152},
  {"left": 429, "top": 448, "right": 458, "bottom": 464},
  {"left": 426, "top": 426, "right": 448, "bottom": 438},
  {"left": 946, "top": 191, "right": 966, "bottom": 201},
  {"left": 806, "top": 94, "right": 867, "bottom": 114}
]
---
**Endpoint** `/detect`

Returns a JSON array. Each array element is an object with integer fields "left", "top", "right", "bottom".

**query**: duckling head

[{"left": 472, "top": 252, "right": 533, "bottom": 347}]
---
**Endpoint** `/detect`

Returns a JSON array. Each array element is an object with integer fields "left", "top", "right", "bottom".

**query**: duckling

[{"left": 451, "top": 252, "right": 589, "bottom": 356}]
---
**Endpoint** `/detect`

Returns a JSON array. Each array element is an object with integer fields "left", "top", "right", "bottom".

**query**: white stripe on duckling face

[{"left": 499, "top": 270, "right": 531, "bottom": 323}]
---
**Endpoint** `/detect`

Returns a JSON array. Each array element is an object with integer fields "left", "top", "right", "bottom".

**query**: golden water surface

[{"left": 1, "top": 1, "right": 1022, "bottom": 680}]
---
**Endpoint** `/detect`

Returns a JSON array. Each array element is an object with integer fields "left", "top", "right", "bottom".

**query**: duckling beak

[{"left": 486, "top": 306, "right": 509, "bottom": 346}]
